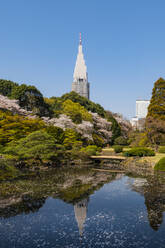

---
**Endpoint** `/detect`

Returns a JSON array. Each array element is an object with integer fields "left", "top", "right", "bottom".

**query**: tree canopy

[
  {"left": 147, "top": 77, "right": 165, "bottom": 120},
  {"left": 0, "top": 110, "right": 45, "bottom": 145},
  {"left": 145, "top": 78, "right": 165, "bottom": 145},
  {"left": 3, "top": 130, "right": 64, "bottom": 162},
  {"left": 0, "top": 80, "right": 50, "bottom": 116}
]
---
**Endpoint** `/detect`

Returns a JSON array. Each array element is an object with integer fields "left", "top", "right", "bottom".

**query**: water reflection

[
  {"left": 0, "top": 170, "right": 165, "bottom": 247},
  {"left": 74, "top": 198, "right": 88, "bottom": 236},
  {"left": 130, "top": 173, "right": 165, "bottom": 231},
  {"left": 0, "top": 195, "right": 46, "bottom": 218}
]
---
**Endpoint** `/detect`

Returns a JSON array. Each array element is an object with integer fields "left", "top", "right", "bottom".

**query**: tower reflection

[{"left": 74, "top": 198, "right": 89, "bottom": 236}]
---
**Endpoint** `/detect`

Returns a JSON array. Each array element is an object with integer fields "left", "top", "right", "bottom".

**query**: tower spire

[{"left": 71, "top": 33, "right": 90, "bottom": 99}]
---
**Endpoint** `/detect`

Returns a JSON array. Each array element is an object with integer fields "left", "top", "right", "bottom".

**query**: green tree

[
  {"left": 105, "top": 111, "right": 121, "bottom": 143},
  {"left": 0, "top": 110, "right": 45, "bottom": 145},
  {"left": 44, "top": 97, "right": 63, "bottom": 117},
  {"left": 3, "top": 131, "right": 64, "bottom": 162},
  {"left": 62, "top": 99, "right": 92, "bottom": 123},
  {"left": 114, "top": 136, "right": 128, "bottom": 146},
  {"left": 63, "top": 129, "right": 79, "bottom": 149},
  {"left": 92, "top": 134, "right": 105, "bottom": 147},
  {"left": 11, "top": 84, "right": 50, "bottom": 116},
  {"left": 61, "top": 91, "right": 105, "bottom": 117},
  {"left": 45, "top": 125, "right": 64, "bottom": 144},
  {"left": 147, "top": 77, "right": 165, "bottom": 120},
  {"left": 146, "top": 78, "right": 165, "bottom": 145},
  {"left": 0, "top": 79, "right": 18, "bottom": 97}
]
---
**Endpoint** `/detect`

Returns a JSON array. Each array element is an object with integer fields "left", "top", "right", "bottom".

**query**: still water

[{"left": 0, "top": 172, "right": 165, "bottom": 248}]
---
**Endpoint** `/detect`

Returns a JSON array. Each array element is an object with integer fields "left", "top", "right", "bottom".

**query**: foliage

[
  {"left": 158, "top": 146, "right": 165, "bottom": 153},
  {"left": 3, "top": 131, "right": 64, "bottom": 163},
  {"left": 145, "top": 78, "right": 165, "bottom": 146},
  {"left": 0, "top": 110, "right": 45, "bottom": 145},
  {"left": 0, "top": 79, "right": 18, "bottom": 97},
  {"left": 61, "top": 91, "right": 105, "bottom": 117},
  {"left": 62, "top": 99, "right": 92, "bottom": 123},
  {"left": 45, "top": 125, "right": 64, "bottom": 144},
  {"left": 145, "top": 117, "right": 165, "bottom": 145},
  {"left": 123, "top": 147, "right": 155, "bottom": 157},
  {"left": 114, "top": 136, "right": 128, "bottom": 146},
  {"left": 105, "top": 111, "right": 121, "bottom": 143},
  {"left": 113, "top": 145, "right": 123, "bottom": 153},
  {"left": 92, "top": 133, "right": 105, "bottom": 147},
  {"left": 0, "top": 162, "right": 20, "bottom": 181},
  {"left": 63, "top": 129, "right": 80, "bottom": 149},
  {"left": 154, "top": 157, "right": 165, "bottom": 171},
  {"left": 11, "top": 84, "right": 50, "bottom": 116},
  {"left": 129, "top": 131, "right": 149, "bottom": 147},
  {"left": 0, "top": 80, "right": 125, "bottom": 164},
  {"left": 44, "top": 97, "right": 62, "bottom": 117},
  {"left": 45, "top": 92, "right": 122, "bottom": 144},
  {"left": 80, "top": 145, "right": 101, "bottom": 156},
  {"left": 147, "top": 78, "right": 165, "bottom": 120}
]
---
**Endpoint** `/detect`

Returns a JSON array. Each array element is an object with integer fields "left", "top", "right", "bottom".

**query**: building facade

[
  {"left": 72, "top": 33, "right": 90, "bottom": 99},
  {"left": 130, "top": 100, "right": 150, "bottom": 129},
  {"left": 136, "top": 100, "right": 150, "bottom": 119}
]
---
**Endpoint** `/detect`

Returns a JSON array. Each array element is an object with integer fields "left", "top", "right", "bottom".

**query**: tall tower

[{"left": 72, "top": 33, "right": 90, "bottom": 99}]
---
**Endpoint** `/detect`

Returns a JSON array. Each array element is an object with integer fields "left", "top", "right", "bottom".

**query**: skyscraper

[{"left": 72, "top": 33, "right": 90, "bottom": 99}]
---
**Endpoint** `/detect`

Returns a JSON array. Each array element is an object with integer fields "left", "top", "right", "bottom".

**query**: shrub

[
  {"left": 81, "top": 145, "right": 101, "bottom": 156},
  {"left": 3, "top": 131, "right": 65, "bottom": 163},
  {"left": 45, "top": 125, "right": 64, "bottom": 144},
  {"left": 158, "top": 146, "right": 165, "bottom": 153},
  {"left": 63, "top": 129, "right": 80, "bottom": 150},
  {"left": 113, "top": 145, "right": 123, "bottom": 153},
  {"left": 114, "top": 136, "right": 128, "bottom": 146},
  {"left": 123, "top": 147, "right": 155, "bottom": 157},
  {"left": 154, "top": 157, "right": 165, "bottom": 171},
  {"left": 92, "top": 134, "right": 105, "bottom": 147}
]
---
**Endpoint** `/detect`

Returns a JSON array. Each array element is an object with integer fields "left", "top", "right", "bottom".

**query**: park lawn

[
  {"left": 138, "top": 153, "right": 165, "bottom": 167},
  {"left": 102, "top": 147, "right": 130, "bottom": 155}
]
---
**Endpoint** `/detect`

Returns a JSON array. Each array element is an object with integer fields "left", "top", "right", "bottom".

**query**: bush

[
  {"left": 81, "top": 145, "right": 101, "bottom": 156},
  {"left": 114, "top": 136, "right": 128, "bottom": 146},
  {"left": 154, "top": 157, "right": 165, "bottom": 171},
  {"left": 123, "top": 147, "right": 155, "bottom": 157},
  {"left": 45, "top": 126, "right": 64, "bottom": 144},
  {"left": 3, "top": 131, "right": 65, "bottom": 163},
  {"left": 113, "top": 145, "right": 123, "bottom": 153},
  {"left": 92, "top": 134, "right": 105, "bottom": 147},
  {"left": 158, "top": 146, "right": 165, "bottom": 153}
]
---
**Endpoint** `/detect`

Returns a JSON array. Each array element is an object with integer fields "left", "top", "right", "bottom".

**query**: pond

[{"left": 0, "top": 169, "right": 165, "bottom": 248}]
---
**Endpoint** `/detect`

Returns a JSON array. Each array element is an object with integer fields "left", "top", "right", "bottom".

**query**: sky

[{"left": 0, "top": 0, "right": 165, "bottom": 119}]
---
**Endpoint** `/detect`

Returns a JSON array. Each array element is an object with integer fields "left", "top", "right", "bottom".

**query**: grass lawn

[
  {"left": 139, "top": 153, "right": 165, "bottom": 167},
  {"left": 102, "top": 147, "right": 130, "bottom": 155},
  {"left": 102, "top": 148, "right": 165, "bottom": 168}
]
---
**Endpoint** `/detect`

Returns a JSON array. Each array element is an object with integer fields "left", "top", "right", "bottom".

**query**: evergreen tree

[
  {"left": 146, "top": 78, "right": 165, "bottom": 145},
  {"left": 147, "top": 77, "right": 165, "bottom": 120}
]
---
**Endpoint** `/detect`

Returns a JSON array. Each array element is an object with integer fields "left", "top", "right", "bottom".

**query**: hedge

[{"left": 123, "top": 147, "right": 155, "bottom": 157}]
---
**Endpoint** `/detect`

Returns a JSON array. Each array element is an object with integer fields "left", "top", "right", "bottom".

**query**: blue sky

[{"left": 0, "top": 0, "right": 165, "bottom": 118}]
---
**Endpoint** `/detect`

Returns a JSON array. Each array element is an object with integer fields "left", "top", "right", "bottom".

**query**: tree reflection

[{"left": 130, "top": 173, "right": 165, "bottom": 231}]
